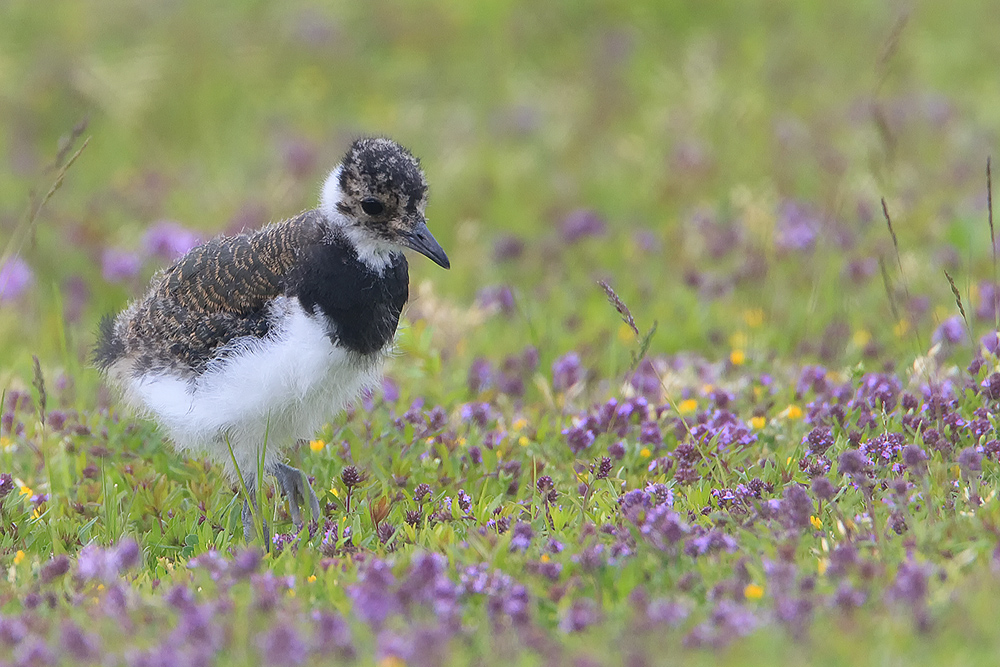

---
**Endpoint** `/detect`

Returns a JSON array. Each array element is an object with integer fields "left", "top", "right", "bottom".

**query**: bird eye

[{"left": 360, "top": 198, "right": 384, "bottom": 216}]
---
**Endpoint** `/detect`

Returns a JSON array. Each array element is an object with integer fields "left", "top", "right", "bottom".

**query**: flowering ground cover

[{"left": 4, "top": 1, "right": 1000, "bottom": 665}]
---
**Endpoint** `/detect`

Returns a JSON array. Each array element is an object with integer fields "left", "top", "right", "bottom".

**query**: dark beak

[{"left": 402, "top": 219, "right": 450, "bottom": 269}]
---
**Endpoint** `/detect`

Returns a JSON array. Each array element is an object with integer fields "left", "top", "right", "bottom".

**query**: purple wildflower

[
  {"left": 0, "top": 257, "right": 33, "bottom": 301},
  {"left": 684, "top": 528, "right": 737, "bottom": 557},
  {"left": 456, "top": 489, "right": 473, "bottom": 513},
  {"left": 231, "top": 548, "right": 262, "bottom": 579},
  {"left": 559, "top": 598, "right": 601, "bottom": 633},
  {"left": 647, "top": 482, "right": 673, "bottom": 506},
  {"left": 0, "top": 473, "right": 14, "bottom": 498},
  {"left": 476, "top": 285, "right": 516, "bottom": 314},
  {"left": 902, "top": 445, "right": 928, "bottom": 476},
  {"left": 811, "top": 476, "right": 837, "bottom": 502},
  {"left": 459, "top": 402, "right": 492, "bottom": 428},
  {"left": 349, "top": 559, "right": 398, "bottom": 628},
  {"left": 14, "top": 638, "right": 55, "bottom": 666},
  {"left": 77, "top": 540, "right": 139, "bottom": 582},
  {"left": 838, "top": 449, "right": 869, "bottom": 477},
  {"left": 560, "top": 209, "right": 607, "bottom": 243},
  {"left": 310, "top": 611, "right": 355, "bottom": 660},
  {"left": 468, "top": 357, "right": 496, "bottom": 394},
  {"left": 643, "top": 596, "right": 691, "bottom": 627},
  {"left": 563, "top": 425, "right": 595, "bottom": 455},
  {"left": 932, "top": 316, "right": 965, "bottom": 345},
  {"left": 172, "top": 602, "right": 225, "bottom": 651},
  {"left": 982, "top": 331, "right": 1000, "bottom": 355},
  {"left": 0, "top": 614, "right": 27, "bottom": 646},
  {"left": 780, "top": 484, "right": 814, "bottom": 531},
  {"left": 608, "top": 440, "right": 626, "bottom": 460},
  {"left": 982, "top": 373, "right": 1000, "bottom": 400},
  {"left": 143, "top": 220, "right": 201, "bottom": 260},
  {"left": 886, "top": 558, "right": 933, "bottom": 606},
  {"left": 510, "top": 522, "right": 534, "bottom": 552},
  {"left": 775, "top": 200, "right": 820, "bottom": 252},
  {"left": 958, "top": 447, "right": 983, "bottom": 475},
  {"left": 164, "top": 584, "right": 195, "bottom": 611},
  {"left": 833, "top": 581, "right": 867, "bottom": 611},
  {"left": 641, "top": 505, "right": 689, "bottom": 550},
  {"left": 638, "top": 420, "right": 662, "bottom": 447},
  {"left": 60, "top": 620, "right": 101, "bottom": 661},
  {"left": 552, "top": 352, "right": 583, "bottom": 391},
  {"left": 251, "top": 572, "right": 294, "bottom": 613},
  {"left": 39, "top": 555, "right": 70, "bottom": 584},
  {"left": 101, "top": 249, "right": 142, "bottom": 283},
  {"left": 258, "top": 622, "right": 307, "bottom": 666},
  {"left": 413, "top": 483, "right": 432, "bottom": 503},
  {"left": 493, "top": 234, "right": 525, "bottom": 261}
]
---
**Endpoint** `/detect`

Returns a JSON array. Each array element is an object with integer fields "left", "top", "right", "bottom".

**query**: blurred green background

[{"left": 2, "top": 0, "right": 999, "bottom": 386}]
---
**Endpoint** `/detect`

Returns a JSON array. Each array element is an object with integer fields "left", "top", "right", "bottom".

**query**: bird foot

[{"left": 274, "top": 462, "right": 321, "bottom": 527}]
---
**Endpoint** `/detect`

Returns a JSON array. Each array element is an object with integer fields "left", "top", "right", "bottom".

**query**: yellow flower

[
  {"left": 818, "top": 559, "right": 828, "bottom": 575},
  {"left": 618, "top": 322, "right": 636, "bottom": 342},
  {"left": 743, "top": 308, "right": 764, "bottom": 328},
  {"left": 744, "top": 583, "right": 764, "bottom": 600},
  {"left": 750, "top": 416, "right": 766, "bottom": 430},
  {"left": 18, "top": 484, "right": 32, "bottom": 497},
  {"left": 730, "top": 349, "right": 746, "bottom": 365},
  {"left": 13, "top": 550, "right": 25, "bottom": 565},
  {"left": 640, "top": 448, "right": 652, "bottom": 458},
  {"left": 309, "top": 439, "right": 325, "bottom": 452},
  {"left": 512, "top": 418, "right": 528, "bottom": 431},
  {"left": 330, "top": 487, "right": 340, "bottom": 497},
  {"left": 0, "top": 437, "right": 11, "bottom": 450},
  {"left": 810, "top": 515, "right": 822, "bottom": 530},
  {"left": 379, "top": 657, "right": 406, "bottom": 667},
  {"left": 785, "top": 405, "right": 803, "bottom": 420},
  {"left": 540, "top": 554, "right": 550, "bottom": 563},
  {"left": 893, "top": 319, "right": 910, "bottom": 338},
  {"left": 518, "top": 436, "right": 530, "bottom": 447},
  {"left": 457, "top": 437, "right": 467, "bottom": 447},
  {"left": 678, "top": 399, "right": 697, "bottom": 415},
  {"left": 852, "top": 329, "right": 871, "bottom": 347},
  {"left": 307, "top": 575, "right": 317, "bottom": 583}
]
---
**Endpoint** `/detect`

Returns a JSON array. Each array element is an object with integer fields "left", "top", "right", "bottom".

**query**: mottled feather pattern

[{"left": 96, "top": 210, "right": 326, "bottom": 376}]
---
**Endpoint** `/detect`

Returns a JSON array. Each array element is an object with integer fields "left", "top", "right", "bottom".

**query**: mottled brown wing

[
  {"left": 156, "top": 210, "right": 324, "bottom": 315},
  {"left": 96, "top": 210, "right": 325, "bottom": 375}
]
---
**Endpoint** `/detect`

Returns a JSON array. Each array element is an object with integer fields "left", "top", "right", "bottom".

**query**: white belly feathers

[{"left": 119, "top": 296, "right": 383, "bottom": 478}]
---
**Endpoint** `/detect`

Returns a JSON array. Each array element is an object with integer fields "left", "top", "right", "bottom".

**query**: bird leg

[{"left": 273, "top": 462, "right": 321, "bottom": 527}]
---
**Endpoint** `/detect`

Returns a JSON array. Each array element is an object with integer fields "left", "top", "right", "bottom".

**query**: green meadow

[{"left": 3, "top": 1, "right": 1000, "bottom": 664}]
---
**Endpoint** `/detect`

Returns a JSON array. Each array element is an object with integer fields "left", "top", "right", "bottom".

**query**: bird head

[{"left": 320, "top": 137, "right": 450, "bottom": 270}]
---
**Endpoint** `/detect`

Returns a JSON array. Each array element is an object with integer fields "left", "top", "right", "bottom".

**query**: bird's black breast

[{"left": 289, "top": 238, "right": 409, "bottom": 356}]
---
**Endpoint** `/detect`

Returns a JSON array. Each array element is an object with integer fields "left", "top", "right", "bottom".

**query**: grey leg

[
  {"left": 242, "top": 496, "right": 256, "bottom": 542},
  {"left": 240, "top": 488, "right": 270, "bottom": 550},
  {"left": 273, "top": 462, "right": 320, "bottom": 526}
]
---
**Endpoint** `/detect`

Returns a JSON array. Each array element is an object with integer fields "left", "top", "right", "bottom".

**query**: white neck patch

[{"left": 319, "top": 165, "right": 396, "bottom": 274}]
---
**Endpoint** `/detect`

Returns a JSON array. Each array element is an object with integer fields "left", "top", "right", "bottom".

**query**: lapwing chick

[{"left": 95, "top": 137, "right": 450, "bottom": 541}]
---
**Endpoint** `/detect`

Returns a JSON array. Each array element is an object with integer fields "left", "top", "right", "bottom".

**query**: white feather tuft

[{"left": 119, "top": 297, "right": 384, "bottom": 487}]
